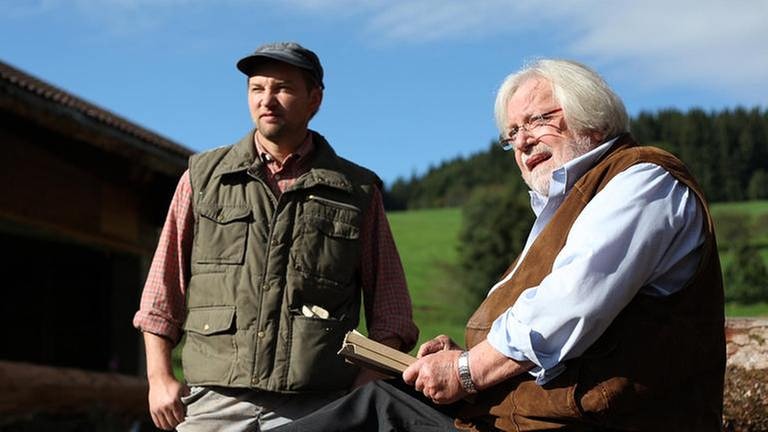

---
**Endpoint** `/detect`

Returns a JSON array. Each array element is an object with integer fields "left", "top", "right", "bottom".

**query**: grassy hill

[
  {"left": 388, "top": 201, "right": 768, "bottom": 351},
  {"left": 387, "top": 208, "right": 470, "bottom": 350}
]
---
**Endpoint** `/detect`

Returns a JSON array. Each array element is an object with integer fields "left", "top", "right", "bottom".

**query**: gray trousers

[{"left": 177, "top": 386, "right": 346, "bottom": 432}]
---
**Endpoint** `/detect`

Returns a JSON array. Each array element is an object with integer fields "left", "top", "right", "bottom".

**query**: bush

[
  {"left": 458, "top": 183, "right": 534, "bottom": 304},
  {"left": 715, "top": 212, "right": 752, "bottom": 251},
  {"left": 748, "top": 170, "right": 768, "bottom": 200},
  {"left": 724, "top": 242, "right": 768, "bottom": 303}
]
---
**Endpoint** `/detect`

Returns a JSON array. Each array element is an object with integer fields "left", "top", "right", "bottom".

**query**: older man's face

[{"left": 504, "top": 77, "right": 591, "bottom": 196}]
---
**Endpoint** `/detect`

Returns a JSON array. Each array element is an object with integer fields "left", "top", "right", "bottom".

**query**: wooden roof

[{"left": 0, "top": 60, "right": 193, "bottom": 175}]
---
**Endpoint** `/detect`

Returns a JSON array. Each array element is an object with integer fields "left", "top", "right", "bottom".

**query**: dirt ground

[
  {"left": 723, "top": 318, "right": 768, "bottom": 432},
  {"left": 723, "top": 367, "right": 768, "bottom": 432}
]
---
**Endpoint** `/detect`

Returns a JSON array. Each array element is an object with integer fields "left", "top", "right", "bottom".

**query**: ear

[
  {"left": 309, "top": 87, "right": 323, "bottom": 112},
  {"left": 590, "top": 130, "right": 605, "bottom": 144},
  {"left": 582, "top": 129, "right": 604, "bottom": 144}
]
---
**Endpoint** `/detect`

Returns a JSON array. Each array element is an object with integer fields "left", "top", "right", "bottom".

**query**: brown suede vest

[{"left": 458, "top": 136, "right": 725, "bottom": 431}]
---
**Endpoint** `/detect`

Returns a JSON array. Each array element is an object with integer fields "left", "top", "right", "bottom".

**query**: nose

[
  {"left": 259, "top": 89, "right": 278, "bottom": 108},
  {"left": 515, "top": 131, "right": 537, "bottom": 152}
]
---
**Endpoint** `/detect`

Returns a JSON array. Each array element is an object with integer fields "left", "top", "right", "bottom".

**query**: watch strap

[{"left": 457, "top": 350, "right": 478, "bottom": 394}]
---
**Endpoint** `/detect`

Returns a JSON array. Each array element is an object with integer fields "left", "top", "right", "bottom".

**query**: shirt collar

[
  {"left": 254, "top": 132, "right": 315, "bottom": 164},
  {"left": 528, "top": 136, "right": 620, "bottom": 214}
]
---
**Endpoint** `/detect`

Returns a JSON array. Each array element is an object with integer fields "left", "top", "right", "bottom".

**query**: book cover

[{"left": 337, "top": 330, "right": 416, "bottom": 376}]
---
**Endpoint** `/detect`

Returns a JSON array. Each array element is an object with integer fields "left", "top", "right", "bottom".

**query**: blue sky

[{"left": 2, "top": 0, "right": 766, "bottom": 185}]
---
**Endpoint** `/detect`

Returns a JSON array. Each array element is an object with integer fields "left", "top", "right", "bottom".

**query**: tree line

[
  {"left": 384, "top": 107, "right": 768, "bottom": 210},
  {"left": 383, "top": 107, "right": 768, "bottom": 305}
]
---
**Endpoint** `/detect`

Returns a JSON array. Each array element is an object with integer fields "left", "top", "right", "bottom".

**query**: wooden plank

[{"left": 0, "top": 361, "right": 148, "bottom": 417}]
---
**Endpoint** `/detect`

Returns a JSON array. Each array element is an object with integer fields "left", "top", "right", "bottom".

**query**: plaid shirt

[{"left": 133, "top": 134, "right": 418, "bottom": 350}]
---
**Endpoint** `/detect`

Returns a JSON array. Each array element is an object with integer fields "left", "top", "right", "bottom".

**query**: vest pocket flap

[
  {"left": 198, "top": 205, "right": 252, "bottom": 224},
  {"left": 184, "top": 306, "right": 236, "bottom": 335},
  {"left": 305, "top": 216, "right": 359, "bottom": 239}
]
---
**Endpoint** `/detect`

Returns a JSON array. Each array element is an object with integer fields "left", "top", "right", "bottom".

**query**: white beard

[{"left": 523, "top": 135, "right": 595, "bottom": 196}]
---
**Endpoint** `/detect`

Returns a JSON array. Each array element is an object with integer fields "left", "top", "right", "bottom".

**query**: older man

[
  {"left": 274, "top": 59, "right": 725, "bottom": 432},
  {"left": 133, "top": 42, "right": 418, "bottom": 431}
]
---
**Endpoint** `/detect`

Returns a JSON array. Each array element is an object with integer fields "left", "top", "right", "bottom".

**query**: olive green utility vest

[
  {"left": 182, "top": 130, "right": 379, "bottom": 393},
  {"left": 456, "top": 136, "right": 725, "bottom": 432}
]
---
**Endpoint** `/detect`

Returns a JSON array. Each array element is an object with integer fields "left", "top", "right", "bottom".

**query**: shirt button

[
  {"left": 203, "top": 324, "right": 210, "bottom": 331},
  {"left": 257, "top": 331, "right": 265, "bottom": 338}
]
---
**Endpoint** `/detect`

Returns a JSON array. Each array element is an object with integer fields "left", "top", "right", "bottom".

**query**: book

[{"left": 337, "top": 330, "right": 417, "bottom": 376}]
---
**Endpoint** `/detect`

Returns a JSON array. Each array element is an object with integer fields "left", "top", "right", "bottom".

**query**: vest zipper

[
  {"left": 250, "top": 174, "right": 281, "bottom": 389},
  {"left": 307, "top": 194, "right": 360, "bottom": 212}
]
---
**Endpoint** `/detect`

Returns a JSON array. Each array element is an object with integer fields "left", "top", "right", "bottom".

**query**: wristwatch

[{"left": 457, "top": 351, "right": 478, "bottom": 394}]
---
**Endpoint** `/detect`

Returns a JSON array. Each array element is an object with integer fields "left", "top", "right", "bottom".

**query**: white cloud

[
  {"left": 1, "top": 0, "right": 205, "bottom": 35},
  {"left": 0, "top": 0, "right": 61, "bottom": 17},
  {"left": 286, "top": 0, "right": 768, "bottom": 100},
  {"left": 280, "top": 0, "right": 533, "bottom": 42},
  {"left": 565, "top": 0, "right": 768, "bottom": 93},
  {"left": 7, "top": 0, "right": 766, "bottom": 100},
  {"left": 365, "top": 0, "right": 513, "bottom": 42}
]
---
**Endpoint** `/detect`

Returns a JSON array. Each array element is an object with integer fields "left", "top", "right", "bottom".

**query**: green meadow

[
  {"left": 387, "top": 208, "right": 469, "bottom": 350},
  {"left": 389, "top": 201, "right": 768, "bottom": 351}
]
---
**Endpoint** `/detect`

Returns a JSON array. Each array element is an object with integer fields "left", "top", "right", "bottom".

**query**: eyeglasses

[{"left": 498, "top": 108, "right": 563, "bottom": 151}]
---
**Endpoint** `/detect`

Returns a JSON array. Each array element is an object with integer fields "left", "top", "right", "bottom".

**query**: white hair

[{"left": 494, "top": 59, "right": 629, "bottom": 143}]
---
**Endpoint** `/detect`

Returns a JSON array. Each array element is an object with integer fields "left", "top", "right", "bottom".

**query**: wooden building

[{"left": 0, "top": 60, "right": 192, "bottom": 424}]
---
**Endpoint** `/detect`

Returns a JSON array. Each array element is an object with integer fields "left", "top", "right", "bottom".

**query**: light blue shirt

[{"left": 486, "top": 138, "right": 705, "bottom": 384}]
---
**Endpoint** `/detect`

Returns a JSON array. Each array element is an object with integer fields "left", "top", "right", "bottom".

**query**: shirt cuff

[
  {"left": 132, "top": 310, "right": 183, "bottom": 344},
  {"left": 486, "top": 311, "right": 567, "bottom": 385}
]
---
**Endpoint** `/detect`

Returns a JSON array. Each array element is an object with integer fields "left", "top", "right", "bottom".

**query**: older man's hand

[
  {"left": 415, "top": 334, "right": 462, "bottom": 358},
  {"left": 403, "top": 347, "right": 466, "bottom": 405}
]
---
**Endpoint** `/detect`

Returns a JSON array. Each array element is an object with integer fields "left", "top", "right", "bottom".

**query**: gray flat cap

[{"left": 236, "top": 42, "right": 324, "bottom": 89}]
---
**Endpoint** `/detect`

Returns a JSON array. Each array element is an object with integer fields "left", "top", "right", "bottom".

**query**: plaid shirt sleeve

[
  {"left": 132, "top": 170, "right": 194, "bottom": 344},
  {"left": 360, "top": 186, "right": 419, "bottom": 351}
]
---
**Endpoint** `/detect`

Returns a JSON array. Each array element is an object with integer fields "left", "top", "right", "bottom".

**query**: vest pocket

[
  {"left": 572, "top": 337, "right": 621, "bottom": 419},
  {"left": 195, "top": 205, "right": 251, "bottom": 265},
  {"left": 182, "top": 305, "right": 237, "bottom": 384},
  {"left": 285, "top": 315, "right": 358, "bottom": 391},
  {"left": 292, "top": 213, "right": 360, "bottom": 285}
]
